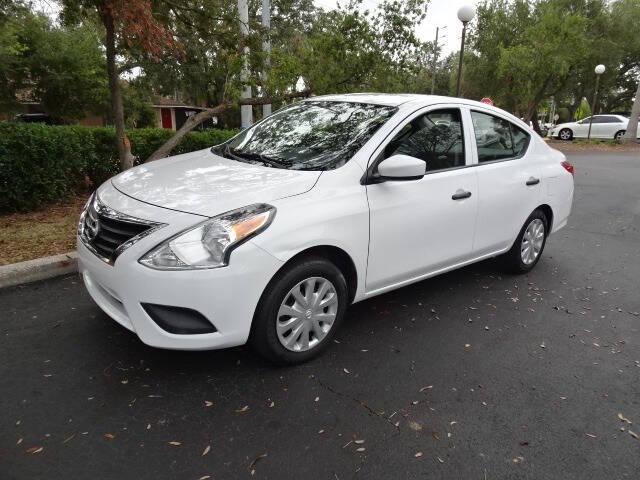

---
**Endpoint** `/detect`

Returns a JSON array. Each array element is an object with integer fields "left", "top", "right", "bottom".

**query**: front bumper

[{"left": 77, "top": 187, "right": 284, "bottom": 351}]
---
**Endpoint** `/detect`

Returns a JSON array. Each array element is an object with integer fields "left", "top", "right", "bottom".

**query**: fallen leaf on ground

[
  {"left": 248, "top": 453, "right": 268, "bottom": 472},
  {"left": 168, "top": 441, "right": 182, "bottom": 446},
  {"left": 356, "top": 447, "right": 366, "bottom": 452},
  {"left": 585, "top": 433, "right": 597, "bottom": 438},
  {"left": 343, "top": 368, "right": 350, "bottom": 374},
  {"left": 408, "top": 421, "right": 423, "bottom": 431},
  {"left": 202, "top": 445, "right": 211, "bottom": 456},
  {"left": 235, "top": 405, "right": 250, "bottom": 413},
  {"left": 104, "top": 433, "right": 115, "bottom": 440},
  {"left": 355, "top": 439, "right": 365, "bottom": 444},
  {"left": 414, "top": 452, "right": 423, "bottom": 458},
  {"left": 204, "top": 400, "right": 213, "bottom": 407},
  {"left": 618, "top": 413, "right": 632, "bottom": 424},
  {"left": 629, "top": 430, "right": 639, "bottom": 440},
  {"left": 26, "top": 446, "right": 43, "bottom": 454}
]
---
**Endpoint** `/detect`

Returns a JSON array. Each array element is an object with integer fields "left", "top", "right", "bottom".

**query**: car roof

[
  {"left": 303, "top": 93, "right": 514, "bottom": 112},
  {"left": 304, "top": 93, "right": 453, "bottom": 107}
]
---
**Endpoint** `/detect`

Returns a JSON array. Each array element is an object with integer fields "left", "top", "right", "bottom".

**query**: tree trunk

[
  {"left": 146, "top": 103, "right": 231, "bottom": 162},
  {"left": 531, "top": 113, "right": 541, "bottom": 135},
  {"left": 622, "top": 78, "right": 640, "bottom": 144},
  {"left": 102, "top": 9, "right": 135, "bottom": 170}
]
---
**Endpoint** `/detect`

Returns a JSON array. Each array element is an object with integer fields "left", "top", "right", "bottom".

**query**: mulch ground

[
  {"left": 545, "top": 138, "right": 640, "bottom": 152},
  {"left": 0, "top": 195, "right": 89, "bottom": 266}
]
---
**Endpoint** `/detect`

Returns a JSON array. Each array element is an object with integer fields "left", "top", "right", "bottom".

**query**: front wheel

[
  {"left": 249, "top": 257, "right": 348, "bottom": 365},
  {"left": 558, "top": 128, "right": 573, "bottom": 141},
  {"left": 500, "top": 209, "right": 549, "bottom": 274},
  {"left": 615, "top": 130, "right": 626, "bottom": 141}
]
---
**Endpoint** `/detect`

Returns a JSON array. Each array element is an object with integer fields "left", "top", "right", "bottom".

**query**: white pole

[
  {"left": 238, "top": 0, "right": 253, "bottom": 128},
  {"left": 430, "top": 26, "right": 439, "bottom": 95},
  {"left": 262, "top": 0, "right": 271, "bottom": 118}
]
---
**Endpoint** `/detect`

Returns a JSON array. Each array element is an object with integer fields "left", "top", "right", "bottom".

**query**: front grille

[
  {"left": 91, "top": 214, "right": 151, "bottom": 260},
  {"left": 80, "top": 194, "right": 164, "bottom": 265}
]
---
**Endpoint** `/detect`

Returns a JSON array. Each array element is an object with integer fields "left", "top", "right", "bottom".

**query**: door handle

[
  {"left": 451, "top": 189, "right": 472, "bottom": 200},
  {"left": 526, "top": 177, "right": 540, "bottom": 186}
]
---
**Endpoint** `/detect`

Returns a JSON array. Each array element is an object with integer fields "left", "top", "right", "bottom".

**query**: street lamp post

[
  {"left": 456, "top": 5, "right": 475, "bottom": 97},
  {"left": 587, "top": 64, "right": 606, "bottom": 140}
]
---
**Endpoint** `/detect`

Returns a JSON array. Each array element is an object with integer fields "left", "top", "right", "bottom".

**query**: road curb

[{"left": 0, "top": 252, "right": 78, "bottom": 289}]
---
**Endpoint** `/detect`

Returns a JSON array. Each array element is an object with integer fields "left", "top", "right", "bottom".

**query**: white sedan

[
  {"left": 78, "top": 94, "right": 574, "bottom": 364},
  {"left": 549, "top": 114, "right": 638, "bottom": 140}
]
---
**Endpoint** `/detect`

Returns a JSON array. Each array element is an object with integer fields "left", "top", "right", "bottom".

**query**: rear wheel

[
  {"left": 500, "top": 209, "right": 549, "bottom": 274},
  {"left": 249, "top": 256, "right": 348, "bottom": 365},
  {"left": 615, "top": 130, "right": 626, "bottom": 141},
  {"left": 558, "top": 128, "right": 573, "bottom": 141}
]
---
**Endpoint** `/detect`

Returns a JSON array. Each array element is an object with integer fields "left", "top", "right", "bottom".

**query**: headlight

[
  {"left": 77, "top": 192, "right": 95, "bottom": 237},
  {"left": 139, "top": 204, "right": 276, "bottom": 270}
]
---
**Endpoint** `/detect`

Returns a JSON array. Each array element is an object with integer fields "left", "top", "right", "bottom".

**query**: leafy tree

[
  {"left": 0, "top": 4, "right": 107, "bottom": 119},
  {"left": 60, "top": 0, "right": 176, "bottom": 170},
  {"left": 143, "top": 0, "right": 431, "bottom": 161},
  {"left": 466, "top": 0, "right": 588, "bottom": 130}
]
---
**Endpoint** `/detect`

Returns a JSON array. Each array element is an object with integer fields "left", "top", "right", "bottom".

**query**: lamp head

[
  {"left": 594, "top": 64, "right": 605, "bottom": 75},
  {"left": 457, "top": 5, "right": 476, "bottom": 23}
]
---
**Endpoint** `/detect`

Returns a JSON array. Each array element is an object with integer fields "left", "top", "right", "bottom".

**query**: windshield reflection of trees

[{"left": 228, "top": 102, "right": 397, "bottom": 170}]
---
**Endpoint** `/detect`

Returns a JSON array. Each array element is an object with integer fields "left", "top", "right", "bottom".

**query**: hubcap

[
  {"left": 560, "top": 130, "right": 570, "bottom": 140},
  {"left": 276, "top": 277, "right": 339, "bottom": 352},
  {"left": 521, "top": 218, "right": 545, "bottom": 265}
]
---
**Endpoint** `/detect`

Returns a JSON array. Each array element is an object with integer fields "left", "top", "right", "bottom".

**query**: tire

[
  {"left": 500, "top": 209, "right": 549, "bottom": 274},
  {"left": 615, "top": 130, "right": 626, "bottom": 141},
  {"left": 249, "top": 256, "right": 348, "bottom": 365},
  {"left": 558, "top": 128, "right": 573, "bottom": 141}
]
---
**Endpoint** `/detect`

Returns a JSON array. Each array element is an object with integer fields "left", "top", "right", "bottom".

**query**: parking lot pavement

[{"left": 1, "top": 152, "right": 639, "bottom": 479}]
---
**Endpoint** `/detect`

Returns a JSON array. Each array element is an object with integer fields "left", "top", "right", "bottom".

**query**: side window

[
  {"left": 384, "top": 109, "right": 465, "bottom": 172},
  {"left": 599, "top": 116, "right": 619, "bottom": 123},
  {"left": 471, "top": 111, "right": 529, "bottom": 162},
  {"left": 511, "top": 124, "right": 530, "bottom": 157}
]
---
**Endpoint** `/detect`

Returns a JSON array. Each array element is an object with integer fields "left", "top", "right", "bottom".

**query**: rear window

[{"left": 471, "top": 111, "right": 530, "bottom": 162}]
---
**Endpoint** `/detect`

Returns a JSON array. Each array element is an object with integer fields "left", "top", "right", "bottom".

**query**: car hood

[{"left": 111, "top": 148, "right": 322, "bottom": 217}]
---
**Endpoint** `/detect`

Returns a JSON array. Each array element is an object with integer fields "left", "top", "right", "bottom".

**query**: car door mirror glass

[{"left": 377, "top": 154, "right": 426, "bottom": 180}]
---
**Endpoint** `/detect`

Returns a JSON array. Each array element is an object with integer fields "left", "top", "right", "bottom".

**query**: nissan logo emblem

[{"left": 85, "top": 215, "right": 100, "bottom": 241}]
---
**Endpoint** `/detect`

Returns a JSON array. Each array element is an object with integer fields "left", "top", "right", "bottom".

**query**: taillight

[{"left": 561, "top": 160, "right": 575, "bottom": 175}]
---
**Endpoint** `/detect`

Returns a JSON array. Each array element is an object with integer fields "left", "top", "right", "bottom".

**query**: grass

[{"left": 0, "top": 195, "right": 88, "bottom": 266}]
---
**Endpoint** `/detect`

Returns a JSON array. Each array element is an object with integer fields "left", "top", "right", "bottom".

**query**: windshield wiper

[{"left": 228, "top": 148, "right": 288, "bottom": 169}]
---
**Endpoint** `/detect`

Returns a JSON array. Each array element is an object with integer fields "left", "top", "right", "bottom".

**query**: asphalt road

[{"left": 2, "top": 151, "right": 639, "bottom": 479}]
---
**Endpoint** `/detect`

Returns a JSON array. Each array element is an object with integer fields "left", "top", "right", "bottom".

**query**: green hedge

[{"left": 0, "top": 123, "right": 237, "bottom": 212}]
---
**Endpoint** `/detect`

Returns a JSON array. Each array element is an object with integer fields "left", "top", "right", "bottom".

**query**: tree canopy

[{"left": 1, "top": 0, "right": 638, "bottom": 160}]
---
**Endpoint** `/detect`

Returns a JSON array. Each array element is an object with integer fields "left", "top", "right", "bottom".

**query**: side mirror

[{"left": 376, "top": 154, "right": 426, "bottom": 181}]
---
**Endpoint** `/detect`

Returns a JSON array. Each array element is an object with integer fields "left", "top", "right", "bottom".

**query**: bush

[{"left": 0, "top": 122, "right": 237, "bottom": 213}]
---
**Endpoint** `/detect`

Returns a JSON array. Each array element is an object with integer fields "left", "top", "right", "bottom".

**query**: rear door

[{"left": 470, "top": 109, "right": 543, "bottom": 256}]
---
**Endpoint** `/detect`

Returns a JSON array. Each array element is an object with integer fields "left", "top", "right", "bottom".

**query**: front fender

[{"left": 250, "top": 168, "right": 369, "bottom": 302}]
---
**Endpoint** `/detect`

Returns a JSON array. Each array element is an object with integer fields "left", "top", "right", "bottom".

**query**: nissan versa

[{"left": 77, "top": 94, "right": 574, "bottom": 364}]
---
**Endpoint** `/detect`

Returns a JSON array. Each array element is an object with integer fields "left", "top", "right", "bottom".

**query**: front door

[
  {"left": 366, "top": 107, "right": 478, "bottom": 293},
  {"left": 160, "top": 108, "right": 173, "bottom": 129}
]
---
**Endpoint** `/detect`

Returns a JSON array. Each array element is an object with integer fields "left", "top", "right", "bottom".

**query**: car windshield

[{"left": 213, "top": 101, "right": 397, "bottom": 171}]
